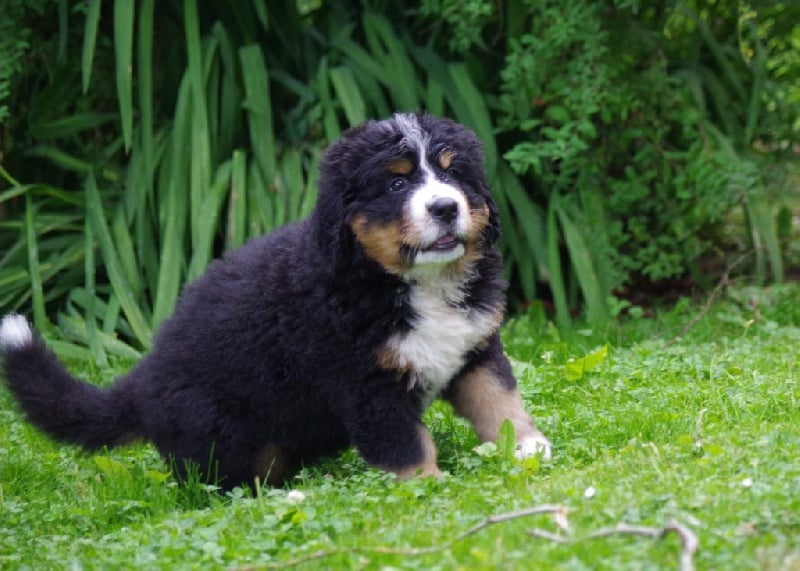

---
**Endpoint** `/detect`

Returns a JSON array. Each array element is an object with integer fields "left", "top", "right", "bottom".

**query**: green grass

[{"left": 1, "top": 284, "right": 799, "bottom": 569}]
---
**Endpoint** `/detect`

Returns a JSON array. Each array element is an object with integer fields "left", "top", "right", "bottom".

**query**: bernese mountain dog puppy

[{"left": 0, "top": 113, "right": 551, "bottom": 490}]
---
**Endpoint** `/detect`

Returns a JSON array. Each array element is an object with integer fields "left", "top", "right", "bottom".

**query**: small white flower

[
  {"left": 541, "top": 351, "right": 554, "bottom": 363},
  {"left": 584, "top": 485, "right": 597, "bottom": 499},
  {"left": 287, "top": 490, "right": 306, "bottom": 503},
  {"left": 741, "top": 477, "right": 753, "bottom": 488}
]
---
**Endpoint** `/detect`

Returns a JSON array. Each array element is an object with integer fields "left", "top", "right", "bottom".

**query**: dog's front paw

[{"left": 515, "top": 432, "right": 552, "bottom": 461}]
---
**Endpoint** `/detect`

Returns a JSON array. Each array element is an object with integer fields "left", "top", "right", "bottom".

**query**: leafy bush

[
  {"left": 0, "top": 0, "right": 798, "bottom": 352},
  {"left": 420, "top": 0, "right": 799, "bottom": 323}
]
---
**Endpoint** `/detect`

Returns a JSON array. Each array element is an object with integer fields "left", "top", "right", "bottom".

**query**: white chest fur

[{"left": 387, "top": 281, "right": 498, "bottom": 403}]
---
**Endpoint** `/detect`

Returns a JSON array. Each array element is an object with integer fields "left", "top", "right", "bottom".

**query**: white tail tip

[{"left": 0, "top": 314, "right": 34, "bottom": 350}]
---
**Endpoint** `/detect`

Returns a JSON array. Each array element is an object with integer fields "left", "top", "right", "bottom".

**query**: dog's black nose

[{"left": 427, "top": 197, "right": 459, "bottom": 223}]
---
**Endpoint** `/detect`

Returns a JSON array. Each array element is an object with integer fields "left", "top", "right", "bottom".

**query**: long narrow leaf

[
  {"left": 745, "top": 194, "right": 784, "bottom": 283},
  {"left": 86, "top": 172, "right": 152, "bottom": 346},
  {"left": 25, "top": 194, "right": 47, "bottom": 329},
  {"left": 152, "top": 77, "right": 192, "bottom": 327},
  {"left": 240, "top": 44, "right": 276, "bottom": 185},
  {"left": 83, "top": 219, "right": 108, "bottom": 366},
  {"left": 226, "top": 150, "right": 248, "bottom": 250},
  {"left": 138, "top": 0, "right": 156, "bottom": 188},
  {"left": 547, "top": 198, "right": 570, "bottom": 327},
  {"left": 184, "top": 0, "right": 213, "bottom": 250},
  {"left": 557, "top": 205, "right": 609, "bottom": 325},
  {"left": 81, "top": 0, "right": 102, "bottom": 93},
  {"left": 744, "top": 22, "right": 767, "bottom": 145},
  {"left": 187, "top": 160, "right": 232, "bottom": 280},
  {"left": 329, "top": 66, "right": 367, "bottom": 126},
  {"left": 113, "top": 0, "right": 135, "bottom": 152}
]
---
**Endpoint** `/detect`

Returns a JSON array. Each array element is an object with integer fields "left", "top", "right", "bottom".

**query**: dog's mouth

[{"left": 423, "top": 233, "right": 461, "bottom": 252}]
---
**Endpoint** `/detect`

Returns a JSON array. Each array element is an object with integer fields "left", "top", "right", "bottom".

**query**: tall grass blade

[
  {"left": 317, "top": 57, "right": 342, "bottom": 143},
  {"left": 491, "top": 169, "right": 534, "bottom": 300},
  {"left": 25, "top": 193, "right": 47, "bottom": 329},
  {"left": 299, "top": 152, "right": 320, "bottom": 218},
  {"left": 745, "top": 194, "right": 784, "bottom": 283},
  {"left": 330, "top": 66, "right": 367, "bottom": 126},
  {"left": 227, "top": 149, "right": 248, "bottom": 250},
  {"left": 57, "top": 311, "right": 141, "bottom": 359},
  {"left": 188, "top": 160, "right": 232, "bottom": 281},
  {"left": 83, "top": 220, "right": 108, "bottom": 366},
  {"left": 152, "top": 78, "right": 191, "bottom": 328},
  {"left": 497, "top": 164, "right": 547, "bottom": 270},
  {"left": 557, "top": 204, "right": 608, "bottom": 325},
  {"left": 138, "top": 0, "right": 156, "bottom": 188},
  {"left": 111, "top": 204, "right": 141, "bottom": 299},
  {"left": 547, "top": 198, "right": 570, "bottom": 327},
  {"left": 744, "top": 23, "right": 767, "bottom": 145},
  {"left": 240, "top": 44, "right": 276, "bottom": 185},
  {"left": 448, "top": 63, "right": 497, "bottom": 174},
  {"left": 363, "top": 13, "right": 419, "bottom": 110},
  {"left": 81, "top": 0, "right": 102, "bottom": 93},
  {"left": 683, "top": 5, "right": 746, "bottom": 104},
  {"left": 113, "top": 0, "right": 135, "bottom": 152},
  {"left": 31, "top": 113, "right": 117, "bottom": 140},
  {"left": 85, "top": 172, "right": 152, "bottom": 347},
  {"left": 184, "top": 0, "right": 213, "bottom": 251}
]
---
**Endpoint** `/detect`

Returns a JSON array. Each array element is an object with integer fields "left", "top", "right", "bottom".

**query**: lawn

[{"left": 1, "top": 284, "right": 798, "bottom": 570}]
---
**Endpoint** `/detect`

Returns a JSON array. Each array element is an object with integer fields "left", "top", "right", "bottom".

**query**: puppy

[{"left": 0, "top": 113, "right": 551, "bottom": 490}]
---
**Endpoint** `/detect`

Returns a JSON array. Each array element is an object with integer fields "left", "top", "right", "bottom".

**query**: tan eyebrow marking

[
  {"left": 438, "top": 149, "right": 456, "bottom": 170},
  {"left": 387, "top": 159, "right": 413, "bottom": 175}
]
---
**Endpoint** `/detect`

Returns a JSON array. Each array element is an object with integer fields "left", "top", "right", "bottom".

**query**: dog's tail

[{"left": 0, "top": 314, "right": 142, "bottom": 450}]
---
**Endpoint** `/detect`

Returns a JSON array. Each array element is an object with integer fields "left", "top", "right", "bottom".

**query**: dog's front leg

[
  {"left": 344, "top": 387, "right": 442, "bottom": 479},
  {"left": 444, "top": 335, "right": 552, "bottom": 460},
  {"left": 367, "top": 423, "right": 442, "bottom": 479}
]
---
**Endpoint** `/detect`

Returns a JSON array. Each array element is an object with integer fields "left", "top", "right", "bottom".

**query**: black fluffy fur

[{"left": 1, "top": 114, "right": 517, "bottom": 490}]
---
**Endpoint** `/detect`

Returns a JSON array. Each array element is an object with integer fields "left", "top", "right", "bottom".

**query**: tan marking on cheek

[
  {"left": 374, "top": 425, "right": 442, "bottom": 479},
  {"left": 253, "top": 442, "right": 289, "bottom": 487},
  {"left": 467, "top": 202, "right": 491, "bottom": 242},
  {"left": 387, "top": 159, "right": 413, "bottom": 175},
  {"left": 452, "top": 202, "right": 491, "bottom": 274},
  {"left": 350, "top": 215, "right": 409, "bottom": 274},
  {"left": 445, "top": 365, "right": 540, "bottom": 444},
  {"left": 438, "top": 149, "right": 456, "bottom": 170}
]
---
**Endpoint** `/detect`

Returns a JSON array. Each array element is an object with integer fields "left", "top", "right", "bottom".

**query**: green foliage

[
  {"left": 1, "top": 286, "right": 799, "bottom": 568},
  {"left": 494, "top": 0, "right": 799, "bottom": 320}
]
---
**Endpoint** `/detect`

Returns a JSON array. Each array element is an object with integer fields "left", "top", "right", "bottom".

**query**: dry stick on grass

[
  {"left": 237, "top": 504, "right": 569, "bottom": 570},
  {"left": 237, "top": 505, "right": 699, "bottom": 571},
  {"left": 585, "top": 519, "right": 699, "bottom": 571}
]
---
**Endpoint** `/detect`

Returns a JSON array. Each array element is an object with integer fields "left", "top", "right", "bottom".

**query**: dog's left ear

[
  {"left": 479, "top": 175, "right": 501, "bottom": 247},
  {"left": 312, "top": 128, "right": 365, "bottom": 270}
]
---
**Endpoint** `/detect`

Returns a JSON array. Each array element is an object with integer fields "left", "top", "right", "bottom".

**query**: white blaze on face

[
  {"left": 408, "top": 181, "right": 468, "bottom": 265},
  {"left": 393, "top": 113, "right": 470, "bottom": 266}
]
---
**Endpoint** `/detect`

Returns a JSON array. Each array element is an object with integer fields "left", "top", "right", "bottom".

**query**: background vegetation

[{"left": 0, "top": 0, "right": 798, "bottom": 356}]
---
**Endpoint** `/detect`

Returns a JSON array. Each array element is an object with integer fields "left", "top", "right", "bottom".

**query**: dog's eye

[
  {"left": 446, "top": 167, "right": 458, "bottom": 178},
  {"left": 389, "top": 178, "right": 406, "bottom": 192}
]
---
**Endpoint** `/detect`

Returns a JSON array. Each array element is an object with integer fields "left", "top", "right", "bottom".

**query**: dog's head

[{"left": 314, "top": 113, "right": 499, "bottom": 277}]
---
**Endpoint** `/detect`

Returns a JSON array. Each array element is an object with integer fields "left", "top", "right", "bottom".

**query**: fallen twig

[
  {"left": 586, "top": 518, "right": 699, "bottom": 571},
  {"left": 236, "top": 504, "right": 568, "bottom": 570},
  {"left": 234, "top": 504, "right": 699, "bottom": 571}
]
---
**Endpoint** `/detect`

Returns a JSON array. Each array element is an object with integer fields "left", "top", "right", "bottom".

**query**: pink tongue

[{"left": 435, "top": 235, "right": 456, "bottom": 248}]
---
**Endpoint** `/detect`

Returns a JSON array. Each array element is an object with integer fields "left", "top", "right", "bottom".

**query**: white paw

[
  {"left": 0, "top": 314, "right": 33, "bottom": 350},
  {"left": 515, "top": 434, "right": 552, "bottom": 461}
]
